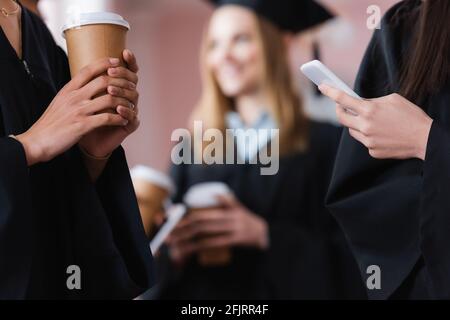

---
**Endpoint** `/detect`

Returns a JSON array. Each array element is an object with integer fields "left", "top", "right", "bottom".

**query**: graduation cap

[{"left": 207, "top": 0, "right": 334, "bottom": 34}]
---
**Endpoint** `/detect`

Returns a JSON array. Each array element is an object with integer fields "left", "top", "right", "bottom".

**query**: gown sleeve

[
  {"left": 58, "top": 57, "right": 154, "bottom": 297},
  {"left": 55, "top": 144, "right": 155, "bottom": 299},
  {"left": 310, "top": 123, "right": 367, "bottom": 299},
  {"left": 418, "top": 122, "right": 450, "bottom": 298},
  {"left": 0, "top": 137, "right": 33, "bottom": 299},
  {"left": 325, "top": 3, "right": 426, "bottom": 299},
  {"left": 90, "top": 146, "right": 156, "bottom": 298}
]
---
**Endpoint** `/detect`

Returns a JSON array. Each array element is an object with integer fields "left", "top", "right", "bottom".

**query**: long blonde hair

[{"left": 190, "top": 13, "right": 309, "bottom": 156}]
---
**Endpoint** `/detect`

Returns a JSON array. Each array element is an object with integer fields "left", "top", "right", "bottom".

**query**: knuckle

[
  {"left": 113, "top": 87, "right": 122, "bottom": 96},
  {"left": 66, "top": 90, "right": 79, "bottom": 105},
  {"left": 98, "top": 114, "right": 107, "bottom": 124},
  {"left": 114, "top": 67, "right": 124, "bottom": 76},
  {"left": 365, "top": 138, "right": 375, "bottom": 149},
  {"left": 335, "top": 92, "right": 346, "bottom": 102},
  {"left": 79, "top": 66, "right": 89, "bottom": 77},
  {"left": 106, "top": 94, "right": 116, "bottom": 105},
  {"left": 105, "top": 113, "right": 115, "bottom": 123},
  {"left": 360, "top": 122, "right": 372, "bottom": 135},
  {"left": 363, "top": 104, "right": 375, "bottom": 118},
  {"left": 368, "top": 149, "right": 382, "bottom": 159},
  {"left": 100, "top": 75, "right": 110, "bottom": 87},
  {"left": 73, "top": 120, "right": 86, "bottom": 133},
  {"left": 82, "top": 64, "right": 94, "bottom": 77},
  {"left": 73, "top": 105, "right": 84, "bottom": 117}
]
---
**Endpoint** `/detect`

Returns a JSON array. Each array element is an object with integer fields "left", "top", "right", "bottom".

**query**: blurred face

[{"left": 206, "top": 6, "right": 265, "bottom": 98}]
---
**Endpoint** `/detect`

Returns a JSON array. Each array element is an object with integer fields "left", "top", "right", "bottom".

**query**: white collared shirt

[{"left": 225, "top": 111, "right": 277, "bottom": 162}]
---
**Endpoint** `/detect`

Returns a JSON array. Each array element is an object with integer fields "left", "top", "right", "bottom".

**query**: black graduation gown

[
  {"left": 156, "top": 121, "right": 366, "bottom": 300},
  {"left": 0, "top": 6, "right": 154, "bottom": 299},
  {"left": 326, "top": 0, "right": 450, "bottom": 299}
]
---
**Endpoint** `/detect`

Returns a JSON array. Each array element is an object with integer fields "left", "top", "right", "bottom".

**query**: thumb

[{"left": 123, "top": 49, "right": 139, "bottom": 73}]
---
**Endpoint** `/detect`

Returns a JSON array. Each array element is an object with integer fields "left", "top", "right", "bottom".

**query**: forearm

[{"left": 419, "top": 121, "right": 450, "bottom": 297}]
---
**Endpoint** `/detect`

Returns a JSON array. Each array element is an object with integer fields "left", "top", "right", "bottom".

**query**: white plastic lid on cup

[
  {"left": 130, "top": 165, "right": 175, "bottom": 195},
  {"left": 183, "top": 182, "right": 232, "bottom": 209},
  {"left": 62, "top": 11, "right": 130, "bottom": 37}
]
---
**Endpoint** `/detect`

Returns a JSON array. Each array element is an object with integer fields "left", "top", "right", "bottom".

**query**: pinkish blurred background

[{"left": 39, "top": 0, "right": 400, "bottom": 171}]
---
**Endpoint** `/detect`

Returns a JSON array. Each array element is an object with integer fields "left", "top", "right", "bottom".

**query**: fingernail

[
  {"left": 123, "top": 120, "right": 129, "bottom": 126},
  {"left": 125, "top": 49, "right": 133, "bottom": 57},
  {"left": 318, "top": 84, "right": 325, "bottom": 92},
  {"left": 108, "top": 86, "right": 117, "bottom": 95},
  {"left": 109, "top": 58, "right": 120, "bottom": 65},
  {"left": 129, "top": 82, "right": 136, "bottom": 89},
  {"left": 108, "top": 68, "right": 117, "bottom": 75}
]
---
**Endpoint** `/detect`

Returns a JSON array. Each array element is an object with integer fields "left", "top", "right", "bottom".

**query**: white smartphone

[
  {"left": 150, "top": 204, "right": 187, "bottom": 255},
  {"left": 300, "top": 60, "right": 360, "bottom": 115}
]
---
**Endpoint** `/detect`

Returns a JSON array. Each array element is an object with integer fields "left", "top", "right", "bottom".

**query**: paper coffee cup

[
  {"left": 131, "top": 166, "right": 175, "bottom": 237},
  {"left": 183, "top": 182, "right": 233, "bottom": 267},
  {"left": 183, "top": 182, "right": 232, "bottom": 209},
  {"left": 62, "top": 12, "right": 130, "bottom": 77}
]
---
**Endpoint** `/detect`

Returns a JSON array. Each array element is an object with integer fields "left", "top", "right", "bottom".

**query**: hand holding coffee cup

[
  {"left": 131, "top": 166, "right": 175, "bottom": 238},
  {"left": 78, "top": 50, "right": 140, "bottom": 159},
  {"left": 183, "top": 182, "right": 233, "bottom": 266},
  {"left": 16, "top": 58, "right": 133, "bottom": 166},
  {"left": 167, "top": 182, "right": 269, "bottom": 267},
  {"left": 165, "top": 182, "right": 233, "bottom": 266}
]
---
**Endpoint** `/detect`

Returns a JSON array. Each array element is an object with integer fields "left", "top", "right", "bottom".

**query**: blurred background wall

[{"left": 38, "top": 0, "right": 400, "bottom": 171}]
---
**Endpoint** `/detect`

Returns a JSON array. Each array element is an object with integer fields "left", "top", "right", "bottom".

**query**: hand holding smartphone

[{"left": 300, "top": 60, "right": 361, "bottom": 115}]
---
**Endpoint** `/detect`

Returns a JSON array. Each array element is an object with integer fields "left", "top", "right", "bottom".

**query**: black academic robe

[
  {"left": 0, "top": 6, "right": 154, "bottom": 299},
  {"left": 326, "top": 0, "right": 450, "bottom": 299},
  {"left": 156, "top": 121, "right": 366, "bottom": 300}
]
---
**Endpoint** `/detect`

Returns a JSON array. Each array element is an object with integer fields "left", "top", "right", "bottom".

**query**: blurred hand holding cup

[{"left": 183, "top": 182, "right": 233, "bottom": 267}]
